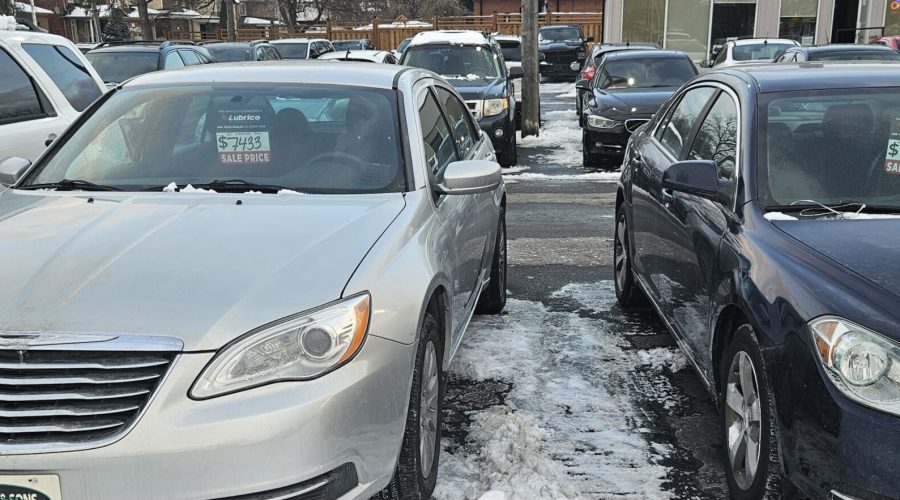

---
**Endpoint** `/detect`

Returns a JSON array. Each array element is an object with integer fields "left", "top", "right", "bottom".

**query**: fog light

[{"left": 494, "top": 128, "right": 504, "bottom": 138}]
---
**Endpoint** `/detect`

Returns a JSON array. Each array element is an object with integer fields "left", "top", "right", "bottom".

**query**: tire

[
  {"left": 498, "top": 131, "right": 517, "bottom": 168},
  {"left": 476, "top": 207, "right": 507, "bottom": 314},
  {"left": 720, "top": 324, "right": 782, "bottom": 500},
  {"left": 582, "top": 130, "right": 601, "bottom": 168},
  {"left": 377, "top": 313, "right": 443, "bottom": 500},
  {"left": 614, "top": 204, "right": 642, "bottom": 307}
]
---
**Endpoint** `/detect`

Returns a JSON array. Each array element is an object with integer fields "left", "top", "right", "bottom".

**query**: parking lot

[{"left": 435, "top": 82, "right": 730, "bottom": 499}]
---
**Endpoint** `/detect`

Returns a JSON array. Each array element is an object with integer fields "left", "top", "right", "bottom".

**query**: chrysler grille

[
  {"left": 625, "top": 119, "right": 649, "bottom": 134},
  {"left": 0, "top": 349, "right": 175, "bottom": 451}
]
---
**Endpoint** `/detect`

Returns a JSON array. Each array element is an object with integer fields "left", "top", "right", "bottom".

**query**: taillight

[{"left": 582, "top": 65, "right": 595, "bottom": 81}]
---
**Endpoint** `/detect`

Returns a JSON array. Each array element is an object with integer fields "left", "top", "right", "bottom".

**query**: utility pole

[
  {"left": 520, "top": 0, "right": 540, "bottom": 137},
  {"left": 225, "top": 0, "right": 236, "bottom": 41}
]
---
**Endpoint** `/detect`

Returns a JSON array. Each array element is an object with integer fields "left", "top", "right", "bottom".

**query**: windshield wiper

[
  {"left": 168, "top": 179, "right": 293, "bottom": 194},
  {"left": 20, "top": 179, "right": 123, "bottom": 191}
]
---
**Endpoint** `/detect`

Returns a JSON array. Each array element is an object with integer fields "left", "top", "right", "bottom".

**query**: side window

[
  {"left": 688, "top": 93, "right": 738, "bottom": 182},
  {"left": 657, "top": 87, "right": 716, "bottom": 158},
  {"left": 436, "top": 87, "right": 479, "bottom": 158},
  {"left": 255, "top": 46, "right": 267, "bottom": 61},
  {"left": 0, "top": 48, "right": 46, "bottom": 124},
  {"left": 179, "top": 49, "right": 201, "bottom": 65},
  {"left": 267, "top": 46, "right": 281, "bottom": 60},
  {"left": 794, "top": 51, "right": 806, "bottom": 62},
  {"left": 385, "top": 54, "right": 398, "bottom": 64},
  {"left": 164, "top": 51, "right": 185, "bottom": 69},
  {"left": 418, "top": 89, "right": 459, "bottom": 176},
  {"left": 21, "top": 43, "right": 101, "bottom": 112}
]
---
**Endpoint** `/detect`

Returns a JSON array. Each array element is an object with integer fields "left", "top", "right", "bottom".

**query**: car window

[
  {"left": 267, "top": 46, "right": 281, "bottom": 59},
  {"left": 0, "top": 48, "right": 46, "bottom": 125},
  {"left": 403, "top": 45, "right": 502, "bottom": 80},
  {"left": 179, "top": 49, "right": 201, "bottom": 65},
  {"left": 688, "top": 93, "right": 738, "bottom": 182},
  {"left": 164, "top": 51, "right": 185, "bottom": 69},
  {"left": 419, "top": 90, "right": 459, "bottom": 176},
  {"left": 436, "top": 87, "right": 479, "bottom": 158},
  {"left": 732, "top": 43, "right": 794, "bottom": 61},
  {"left": 714, "top": 45, "right": 728, "bottom": 65},
  {"left": 273, "top": 42, "right": 308, "bottom": 59},
  {"left": 255, "top": 46, "right": 267, "bottom": 61},
  {"left": 204, "top": 45, "right": 253, "bottom": 62},
  {"left": 657, "top": 87, "right": 716, "bottom": 157},
  {"left": 385, "top": 54, "right": 398, "bottom": 64},
  {"left": 22, "top": 43, "right": 102, "bottom": 112},
  {"left": 539, "top": 27, "right": 582, "bottom": 42},
  {"left": 86, "top": 51, "right": 159, "bottom": 83}
]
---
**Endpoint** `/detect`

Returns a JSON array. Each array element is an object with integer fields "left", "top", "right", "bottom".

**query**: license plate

[{"left": 0, "top": 474, "right": 61, "bottom": 500}]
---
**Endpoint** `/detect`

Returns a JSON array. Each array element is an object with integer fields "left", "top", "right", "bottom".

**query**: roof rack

[{"left": 93, "top": 40, "right": 162, "bottom": 49}]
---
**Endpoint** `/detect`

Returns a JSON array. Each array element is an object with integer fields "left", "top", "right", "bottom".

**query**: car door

[
  {"left": 629, "top": 86, "right": 716, "bottom": 307},
  {"left": 657, "top": 86, "right": 738, "bottom": 364}
]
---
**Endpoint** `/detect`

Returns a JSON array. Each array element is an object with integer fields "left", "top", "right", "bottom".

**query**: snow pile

[
  {"left": 517, "top": 118, "right": 584, "bottom": 169},
  {"left": 0, "top": 15, "right": 16, "bottom": 31},
  {"left": 162, "top": 182, "right": 216, "bottom": 193},
  {"left": 538, "top": 82, "right": 577, "bottom": 100},
  {"left": 636, "top": 347, "right": 689, "bottom": 373},
  {"left": 513, "top": 171, "right": 620, "bottom": 182}
]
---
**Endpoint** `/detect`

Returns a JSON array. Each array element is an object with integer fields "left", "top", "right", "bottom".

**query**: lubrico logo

[{"left": 0, "top": 485, "right": 51, "bottom": 500}]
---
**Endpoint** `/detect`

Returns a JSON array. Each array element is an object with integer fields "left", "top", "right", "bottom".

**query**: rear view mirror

[
  {"left": 570, "top": 61, "right": 581, "bottom": 71},
  {"left": 508, "top": 66, "right": 524, "bottom": 79},
  {"left": 662, "top": 160, "right": 719, "bottom": 198},
  {"left": 0, "top": 157, "right": 32, "bottom": 187},
  {"left": 437, "top": 160, "right": 502, "bottom": 195}
]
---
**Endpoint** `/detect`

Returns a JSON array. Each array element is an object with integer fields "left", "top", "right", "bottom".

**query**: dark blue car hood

[
  {"left": 592, "top": 88, "right": 678, "bottom": 118},
  {"left": 445, "top": 77, "right": 506, "bottom": 100},
  {"left": 774, "top": 218, "right": 900, "bottom": 300}
]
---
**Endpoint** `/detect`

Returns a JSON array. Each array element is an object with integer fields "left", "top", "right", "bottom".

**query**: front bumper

[
  {"left": 583, "top": 127, "right": 630, "bottom": 158},
  {"left": 0, "top": 335, "right": 416, "bottom": 500},
  {"left": 540, "top": 61, "right": 579, "bottom": 79},
  {"left": 478, "top": 109, "right": 513, "bottom": 151}
]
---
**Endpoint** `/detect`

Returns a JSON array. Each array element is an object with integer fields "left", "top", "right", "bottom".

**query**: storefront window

[
  {"left": 665, "top": 0, "right": 712, "bottom": 61},
  {"left": 779, "top": 0, "right": 817, "bottom": 44},
  {"left": 885, "top": 0, "right": 900, "bottom": 37},
  {"left": 622, "top": 0, "right": 665, "bottom": 47},
  {"left": 710, "top": 0, "right": 756, "bottom": 55}
]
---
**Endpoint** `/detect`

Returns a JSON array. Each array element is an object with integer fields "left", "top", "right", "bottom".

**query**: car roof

[
  {"left": 88, "top": 44, "right": 160, "bottom": 53},
  {"left": 715, "top": 63, "right": 900, "bottom": 93},
  {"left": 408, "top": 30, "right": 490, "bottom": 47},
  {"left": 270, "top": 38, "right": 326, "bottom": 43},
  {"left": 603, "top": 49, "right": 690, "bottom": 60},
  {"left": 319, "top": 50, "right": 388, "bottom": 60},
  {"left": 0, "top": 30, "right": 75, "bottom": 45},
  {"left": 797, "top": 44, "right": 897, "bottom": 53},
  {"left": 540, "top": 24, "right": 578, "bottom": 29},
  {"left": 332, "top": 39, "right": 367, "bottom": 42},
  {"left": 731, "top": 38, "right": 797, "bottom": 46},
  {"left": 122, "top": 61, "right": 406, "bottom": 89},
  {"left": 593, "top": 45, "right": 655, "bottom": 57}
]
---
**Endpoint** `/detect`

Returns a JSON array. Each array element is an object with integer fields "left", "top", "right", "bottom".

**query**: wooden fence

[{"left": 195, "top": 12, "right": 602, "bottom": 50}]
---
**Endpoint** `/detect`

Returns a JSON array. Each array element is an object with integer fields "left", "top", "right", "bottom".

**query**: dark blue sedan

[{"left": 615, "top": 63, "right": 900, "bottom": 499}]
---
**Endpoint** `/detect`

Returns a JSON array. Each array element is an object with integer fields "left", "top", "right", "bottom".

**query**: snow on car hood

[{"left": 0, "top": 191, "right": 405, "bottom": 350}]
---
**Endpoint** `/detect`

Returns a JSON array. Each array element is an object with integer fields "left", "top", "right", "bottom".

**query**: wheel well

[
  {"left": 425, "top": 286, "right": 451, "bottom": 371},
  {"left": 615, "top": 189, "right": 624, "bottom": 210},
  {"left": 712, "top": 304, "right": 750, "bottom": 393}
]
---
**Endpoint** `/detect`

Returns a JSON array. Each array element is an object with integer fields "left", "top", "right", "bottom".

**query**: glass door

[{"left": 709, "top": 0, "right": 757, "bottom": 58}]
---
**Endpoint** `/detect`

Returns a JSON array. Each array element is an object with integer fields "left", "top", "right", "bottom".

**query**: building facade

[
  {"left": 473, "top": 0, "right": 602, "bottom": 16},
  {"left": 605, "top": 0, "right": 895, "bottom": 61}
]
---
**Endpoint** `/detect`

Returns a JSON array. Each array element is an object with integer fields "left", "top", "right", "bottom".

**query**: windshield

[
  {"left": 760, "top": 89, "right": 900, "bottom": 209},
  {"left": 596, "top": 57, "right": 696, "bottom": 89},
  {"left": 810, "top": 50, "right": 900, "bottom": 61},
  {"left": 272, "top": 42, "right": 308, "bottom": 59},
  {"left": 402, "top": 45, "right": 502, "bottom": 79},
  {"left": 732, "top": 43, "right": 793, "bottom": 61},
  {"left": 22, "top": 84, "right": 406, "bottom": 194},
  {"left": 204, "top": 45, "right": 253, "bottom": 62},
  {"left": 85, "top": 52, "right": 157, "bottom": 83},
  {"left": 333, "top": 41, "right": 361, "bottom": 51},
  {"left": 539, "top": 27, "right": 581, "bottom": 42}
]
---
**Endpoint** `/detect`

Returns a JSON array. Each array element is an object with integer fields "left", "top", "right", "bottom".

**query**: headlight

[
  {"left": 587, "top": 115, "right": 619, "bottom": 129},
  {"left": 483, "top": 98, "right": 508, "bottom": 117},
  {"left": 809, "top": 316, "right": 900, "bottom": 415},
  {"left": 191, "top": 293, "right": 370, "bottom": 399}
]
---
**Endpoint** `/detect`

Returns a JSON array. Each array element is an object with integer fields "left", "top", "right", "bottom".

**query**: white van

[{"left": 0, "top": 28, "right": 105, "bottom": 162}]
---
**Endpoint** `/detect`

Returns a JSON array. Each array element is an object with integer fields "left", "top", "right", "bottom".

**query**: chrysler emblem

[{"left": 0, "top": 333, "right": 119, "bottom": 350}]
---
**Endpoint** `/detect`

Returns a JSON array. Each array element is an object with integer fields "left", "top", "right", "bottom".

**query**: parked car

[
  {"left": 615, "top": 62, "right": 900, "bottom": 500},
  {"left": 332, "top": 39, "right": 375, "bottom": 51},
  {"left": 579, "top": 50, "right": 696, "bottom": 167},
  {"left": 86, "top": 40, "right": 215, "bottom": 85},
  {"left": 395, "top": 37, "right": 412, "bottom": 58},
  {"left": 538, "top": 24, "right": 592, "bottom": 81},
  {"left": 401, "top": 30, "right": 523, "bottom": 167},
  {"left": 701, "top": 38, "right": 798, "bottom": 68},
  {"left": 870, "top": 35, "right": 900, "bottom": 50},
  {"left": 574, "top": 42, "right": 658, "bottom": 118},
  {"left": 0, "top": 62, "right": 506, "bottom": 500},
  {"left": 492, "top": 34, "right": 524, "bottom": 129},
  {"left": 0, "top": 30, "right": 105, "bottom": 162},
  {"left": 269, "top": 38, "right": 334, "bottom": 59},
  {"left": 200, "top": 40, "right": 281, "bottom": 62},
  {"left": 318, "top": 49, "right": 398, "bottom": 64},
  {"left": 774, "top": 43, "right": 900, "bottom": 62},
  {"left": 75, "top": 42, "right": 97, "bottom": 53}
]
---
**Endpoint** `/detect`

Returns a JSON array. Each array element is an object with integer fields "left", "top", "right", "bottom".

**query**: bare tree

[{"left": 0, "top": 0, "right": 14, "bottom": 17}]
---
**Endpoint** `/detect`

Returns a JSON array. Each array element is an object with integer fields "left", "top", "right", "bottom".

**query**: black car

[
  {"left": 200, "top": 40, "right": 282, "bottom": 63},
  {"left": 580, "top": 50, "right": 696, "bottom": 167},
  {"left": 574, "top": 43, "right": 658, "bottom": 118},
  {"left": 401, "top": 31, "right": 523, "bottom": 167},
  {"left": 85, "top": 41, "right": 214, "bottom": 85},
  {"left": 616, "top": 63, "right": 900, "bottom": 500},
  {"left": 775, "top": 43, "right": 900, "bottom": 62},
  {"left": 538, "top": 25, "right": 592, "bottom": 81},
  {"left": 332, "top": 39, "right": 375, "bottom": 51}
]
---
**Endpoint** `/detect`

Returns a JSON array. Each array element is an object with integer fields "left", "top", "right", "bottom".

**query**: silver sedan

[{"left": 0, "top": 62, "right": 506, "bottom": 499}]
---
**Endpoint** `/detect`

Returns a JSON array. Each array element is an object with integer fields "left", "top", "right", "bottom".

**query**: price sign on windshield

[
  {"left": 215, "top": 108, "right": 271, "bottom": 165},
  {"left": 886, "top": 116, "right": 900, "bottom": 175}
]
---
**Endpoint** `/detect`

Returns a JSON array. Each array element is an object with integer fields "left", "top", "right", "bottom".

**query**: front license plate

[{"left": 0, "top": 474, "right": 61, "bottom": 500}]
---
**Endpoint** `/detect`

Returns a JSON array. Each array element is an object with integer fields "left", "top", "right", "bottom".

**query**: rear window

[
  {"left": 23, "top": 43, "right": 101, "bottom": 111},
  {"left": 809, "top": 50, "right": 900, "bottom": 61},
  {"left": 204, "top": 45, "right": 253, "bottom": 62},
  {"left": 498, "top": 40, "right": 521, "bottom": 62},
  {"left": 732, "top": 43, "right": 794, "bottom": 61},
  {"left": 596, "top": 57, "right": 696, "bottom": 89},
  {"left": 86, "top": 51, "right": 158, "bottom": 84},
  {"left": 272, "top": 42, "right": 308, "bottom": 59}
]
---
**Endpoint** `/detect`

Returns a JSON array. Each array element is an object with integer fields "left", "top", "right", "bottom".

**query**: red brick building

[{"left": 473, "top": 0, "right": 603, "bottom": 16}]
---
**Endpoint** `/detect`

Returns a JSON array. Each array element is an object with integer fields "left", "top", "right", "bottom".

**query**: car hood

[
  {"left": 593, "top": 88, "right": 677, "bottom": 116},
  {"left": 447, "top": 77, "right": 506, "bottom": 99},
  {"left": 0, "top": 191, "right": 405, "bottom": 350},
  {"left": 774, "top": 218, "right": 900, "bottom": 300}
]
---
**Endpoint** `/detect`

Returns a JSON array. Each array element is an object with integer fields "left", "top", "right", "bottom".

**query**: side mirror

[
  {"left": 0, "top": 157, "right": 32, "bottom": 187},
  {"left": 508, "top": 66, "right": 524, "bottom": 79},
  {"left": 570, "top": 61, "right": 581, "bottom": 72},
  {"left": 661, "top": 160, "right": 719, "bottom": 198},
  {"left": 437, "top": 160, "right": 502, "bottom": 195},
  {"left": 699, "top": 59, "right": 713, "bottom": 68}
]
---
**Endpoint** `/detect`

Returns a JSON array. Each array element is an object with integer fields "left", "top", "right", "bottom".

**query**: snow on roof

[
  {"left": 16, "top": 2, "right": 53, "bottom": 14},
  {"left": 66, "top": 5, "right": 161, "bottom": 18},
  {"left": 241, "top": 16, "right": 282, "bottom": 26},
  {"left": 409, "top": 30, "right": 489, "bottom": 47},
  {"left": 355, "top": 19, "right": 431, "bottom": 29},
  {"left": 0, "top": 15, "right": 16, "bottom": 30}
]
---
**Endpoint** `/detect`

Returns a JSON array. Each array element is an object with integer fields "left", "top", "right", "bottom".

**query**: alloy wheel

[
  {"left": 614, "top": 213, "right": 628, "bottom": 292},
  {"left": 724, "top": 351, "right": 763, "bottom": 490},
  {"left": 419, "top": 341, "right": 439, "bottom": 478}
]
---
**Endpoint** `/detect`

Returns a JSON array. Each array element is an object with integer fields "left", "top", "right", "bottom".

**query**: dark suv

[
  {"left": 538, "top": 25, "right": 592, "bottom": 81},
  {"left": 200, "top": 40, "right": 282, "bottom": 63},
  {"left": 401, "top": 30, "right": 523, "bottom": 167},
  {"left": 85, "top": 40, "right": 214, "bottom": 85}
]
